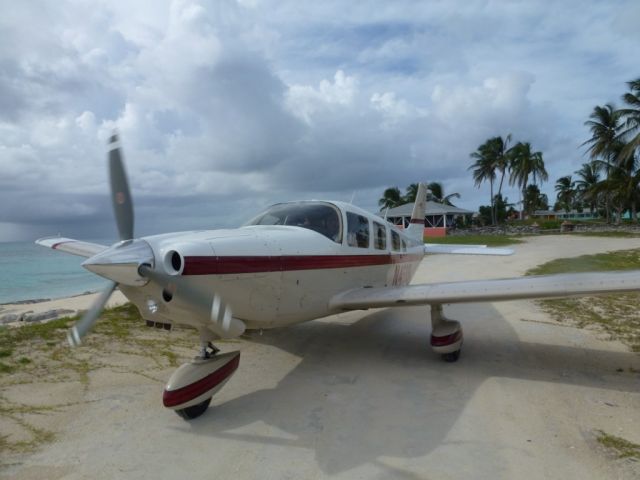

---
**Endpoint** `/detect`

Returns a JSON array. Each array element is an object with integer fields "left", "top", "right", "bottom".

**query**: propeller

[
  {"left": 67, "top": 281, "right": 117, "bottom": 346},
  {"left": 108, "top": 134, "right": 134, "bottom": 241},
  {"left": 66, "top": 133, "right": 243, "bottom": 346}
]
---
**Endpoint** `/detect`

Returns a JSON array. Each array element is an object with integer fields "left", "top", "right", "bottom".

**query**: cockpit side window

[
  {"left": 244, "top": 202, "right": 342, "bottom": 243},
  {"left": 346, "top": 212, "right": 370, "bottom": 248},
  {"left": 373, "top": 221, "right": 386, "bottom": 250}
]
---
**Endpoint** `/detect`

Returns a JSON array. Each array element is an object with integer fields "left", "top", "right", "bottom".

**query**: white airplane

[{"left": 37, "top": 135, "right": 640, "bottom": 420}]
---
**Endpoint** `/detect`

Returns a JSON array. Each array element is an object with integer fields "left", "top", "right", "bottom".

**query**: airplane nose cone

[{"left": 82, "top": 239, "right": 154, "bottom": 286}]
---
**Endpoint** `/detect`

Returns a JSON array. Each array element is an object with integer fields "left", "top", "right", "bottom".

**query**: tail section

[{"left": 405, "top": 182, "right": 427, "bottom": 241}]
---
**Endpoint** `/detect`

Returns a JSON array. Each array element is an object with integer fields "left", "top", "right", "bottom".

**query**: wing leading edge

[
  {"left": 330, "top": 270, "right": 640, "bottom": 310},
  {"left": 36, "top": 237, "right": 108, "bottom": 258}
]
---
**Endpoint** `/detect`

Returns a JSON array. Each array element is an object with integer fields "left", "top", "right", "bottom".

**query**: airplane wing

[
  {"left": 330, "top": 270, "right": 640, "bottom": 310},
  {"left": 424, "top": 243, "right": 513, "bottom": 256},
  {"left": 36, "top": 237, "right": 108, "bottom": 258}
]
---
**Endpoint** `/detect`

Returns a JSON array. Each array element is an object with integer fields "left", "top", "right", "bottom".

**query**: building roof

[{"left": 382, "top": 201, "right": 473, "bottom": 217}]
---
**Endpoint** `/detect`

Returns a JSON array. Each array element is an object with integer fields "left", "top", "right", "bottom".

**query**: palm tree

[
  {"left": 427, "top": 181, "right": 461, "bottom": 206},
  {"left": 618, "top": 77, "right": 640, "bottom": 160},
  {"left": 403, "top": 183, "right": 419, "bottom": 203},
  {"left": 593, "top": 143, "right": 640, "bottom": 223},
  {"left": 378, "top": 187, "right": 403, "bottom": 209},
  {"left": 583, "top": 104, "right": 623, "bottom": 222},
  {"left": 555, "top": 176, "right": 576, "bottom": 213},
  {"left": 508, "top": 142, "right": 548, "bottom": 219},
  {"left": 469, "top": 135, "right": 513, "bottom": 225},
  {"left": 574, "top": 162, "right": 600, "bottom": 213},
  {"left": 469, "top": 150, "right": 496, "bottom": 224}
]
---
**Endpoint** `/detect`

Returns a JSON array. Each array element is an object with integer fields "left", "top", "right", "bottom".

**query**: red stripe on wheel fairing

[
  {"left": 430, "top": 330, "right": 463, "bottom": 347},
  {"left": 182, "top": 253, "right": 423, "bottom": 275},
  {"left": 163, "top": 353, "right": 240, "bottom": 408}
]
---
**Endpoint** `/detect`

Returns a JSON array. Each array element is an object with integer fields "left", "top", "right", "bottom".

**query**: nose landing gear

[{"left": 163, "top": 341, "right": 240, "bottom": 420}]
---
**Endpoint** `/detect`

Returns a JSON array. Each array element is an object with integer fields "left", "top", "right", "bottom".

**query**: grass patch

[
  {"left": 0, "top": 302, "right": 197, "bottom": 456},
  {"left": 596, "top": 430, "right": 640, "bottom": 460},
  {"left": 527, "top": 249, "right": 640, "bottom": 351},
  {"left": 425, "top": 235, "right": 524, "bottom": 247}
]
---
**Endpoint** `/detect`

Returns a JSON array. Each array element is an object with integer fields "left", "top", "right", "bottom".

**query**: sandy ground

[
  {"left": 0, "top": 291, "right": 127, "bottom": 323},
  {"left": 2, "top": 235, "right": 640, "bottom": 479}
]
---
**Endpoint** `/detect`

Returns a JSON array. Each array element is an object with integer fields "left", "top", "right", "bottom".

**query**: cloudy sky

[{"left": 0, "top": 0, "right": 638, "bottom": 241}]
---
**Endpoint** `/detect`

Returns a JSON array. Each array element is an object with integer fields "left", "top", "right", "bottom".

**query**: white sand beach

[
  {"left": 2, "top": 235, "right": 639, "bottom": 479},
  {"left": 0, "top": 291, "right": 127, "bottom": 325}
]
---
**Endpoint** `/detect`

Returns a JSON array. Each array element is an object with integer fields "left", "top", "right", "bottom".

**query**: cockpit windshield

[{"left": 244, "top": 202, "right": 342, "bottom": 243}]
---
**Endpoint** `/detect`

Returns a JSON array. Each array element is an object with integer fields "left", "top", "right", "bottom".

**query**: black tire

[
  {"left": 441, "top": 350, "right": 461, "bottom": 363},
  {"left": 175, "top": 397, "right": 212, "bottom": 420}
]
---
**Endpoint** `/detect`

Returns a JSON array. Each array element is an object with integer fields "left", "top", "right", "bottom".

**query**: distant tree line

[
  {"left": 554, "top": 77, "right": 640, "bottom": 223},
  {"left": 378, "top": 182, "right": 460, "bottom": 210},
  {"left": 469, "top": 135, "right": 548, "bottom": 225},
  {"left": 378, "top": 77, "right": 640, "bottom": 227}
]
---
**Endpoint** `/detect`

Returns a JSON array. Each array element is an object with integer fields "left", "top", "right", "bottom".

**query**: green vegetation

[
  {"left": 379, "top": 182, "right": 460, "bottom": 209},
  {"left": 0, "top": 303, "right": 196, "bottom": 455},
  {"left": 596, "top": 430, "right": 640, "bottom": 460},
  {"left": 527, "top": 249, "right": 640, "bottom": 351},
  {"left": 557, "top": 78, "right": 640, "bottom": 223},
  {"left": 470, "top": 134, "right": 548, "bottom": 224},
  {"left": 425, "top": 235, "right": 523, "bottom": 247}
]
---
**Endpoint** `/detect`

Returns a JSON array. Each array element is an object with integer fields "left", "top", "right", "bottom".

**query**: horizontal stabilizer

[
  {"left": 331, "top": 269, "right": 640, "bottom": 310},
  {"left": 36, "top": 237, "right": 108, "bottom": 258},
  {"left": 424, "top": 243, "right": 513, "bottom": 256}
]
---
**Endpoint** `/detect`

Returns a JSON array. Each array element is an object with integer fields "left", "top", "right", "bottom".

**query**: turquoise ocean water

[{"left": 0, "top": 241, "right": 112, "bottom": 304}]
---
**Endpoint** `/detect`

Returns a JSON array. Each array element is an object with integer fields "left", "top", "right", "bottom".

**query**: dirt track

[{"left": 2, "top": 235, "right": 639, "bottom": 479}]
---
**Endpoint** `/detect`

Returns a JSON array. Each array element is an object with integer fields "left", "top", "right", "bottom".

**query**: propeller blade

[
  {"left": 67, "top": 281, "right": 118, "bottom": 346},
  {"left": 108, "top": 133, "right": 134, "bottom": 241},
  {"left": 138, "top": 265, "right": 242, "bottom": 337}
]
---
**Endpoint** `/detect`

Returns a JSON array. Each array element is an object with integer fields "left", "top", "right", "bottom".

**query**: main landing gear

[
  {"left": 430, "top": 304, "right": 463, "bottom": 362},
  {"left": 162, "top": 340, "right": 240, "bottom": 420}
]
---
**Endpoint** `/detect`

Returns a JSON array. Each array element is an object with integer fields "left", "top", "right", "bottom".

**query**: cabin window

[
  {"left": 244, "top": 202, "right": 342, "bottom": 243},
  {"left": 391, "top": 230, "right": 401, "bottom": 251},
  {"left": 346, "top": 212, "right": 370, "bottom": 248},
  {"left": 401, "top": 239, "right": 407, "bottom": 252},
  {"left": 373, "top": 222, "right": 386, "bottom": 250}
]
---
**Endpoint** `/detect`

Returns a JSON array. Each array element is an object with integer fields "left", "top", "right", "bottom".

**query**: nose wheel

[{"left": 176, "top": 397, "right": 212, "bottom": 420}]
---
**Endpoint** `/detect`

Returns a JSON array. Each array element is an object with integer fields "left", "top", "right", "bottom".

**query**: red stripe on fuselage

[{"left": 183, "top": 253, "right": 423, "bottom": 275}]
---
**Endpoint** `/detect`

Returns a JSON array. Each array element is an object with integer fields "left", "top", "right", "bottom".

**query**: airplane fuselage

[{"left": 116, "top": 201, "right": 424, "bottom": 331}]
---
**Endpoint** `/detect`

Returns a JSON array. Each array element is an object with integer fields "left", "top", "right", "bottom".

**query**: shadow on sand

[{"left": 171, "top": 304, "right": 639, "bottom": 476}]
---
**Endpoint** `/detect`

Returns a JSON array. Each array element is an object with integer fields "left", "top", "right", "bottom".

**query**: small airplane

[{"left": 37, "top": 135, "right": 640, "bottom": 420}]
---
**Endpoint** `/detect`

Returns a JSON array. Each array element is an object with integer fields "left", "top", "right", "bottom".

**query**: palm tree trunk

[
  {"left": 632, "top": 201, "right": 637, "bottom": 224},
  {"left": 490, "top": 179, "right": 495, "bottom": 226},
  {"left": 605, "top": 158, "right": 611, "bottom": 223}
]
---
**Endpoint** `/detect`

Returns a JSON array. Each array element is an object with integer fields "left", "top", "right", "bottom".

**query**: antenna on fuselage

[{"left": 350, "top": 191, "right": 356, "bottom": 204}]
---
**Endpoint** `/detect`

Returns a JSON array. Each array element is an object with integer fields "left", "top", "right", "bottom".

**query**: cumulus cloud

[{"left": 0, "top": 0, "right": 637, "bottom": 240}]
